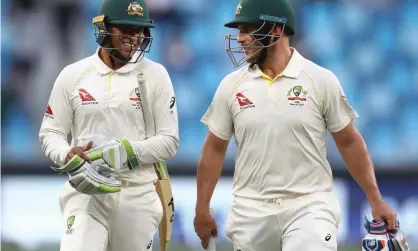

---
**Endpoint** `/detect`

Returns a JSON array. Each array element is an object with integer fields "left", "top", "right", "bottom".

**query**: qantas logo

[
  {"left": 45, "top": 105, "right": 53, "bottom": 115},
  {"left": 78, "top": 89, "right": 98, "bottom": 105},
  {"left": 236, "top": 93, "right": 255, "bottom": 110},
  {"left": 44, "top": 104, "right": 54, "bottom": 118}
]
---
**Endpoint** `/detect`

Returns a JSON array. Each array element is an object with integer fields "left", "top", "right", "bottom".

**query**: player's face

[
  {"left": 109, "top": 25, "right": 143, "bottom": 58},
  {"left": 236, "top": 24, "right": 264, "bottom": 64}
]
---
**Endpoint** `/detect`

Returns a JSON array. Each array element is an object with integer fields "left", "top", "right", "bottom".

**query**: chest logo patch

[
  {"left": 78, "top": 88, "right": 98, "bottom": 105},
  {"left": 130, "top": 87, "right": 142, "bottom": 110},
  {"left": 236, "top": 93, "right": 255, "bottom": 110},
  {"left": 287, "top": 85, "right": 308, "bottom": 107}
]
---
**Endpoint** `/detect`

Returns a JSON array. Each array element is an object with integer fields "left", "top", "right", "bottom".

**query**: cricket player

[
  {"left": 194, "top": 0, "right": 398, "bottom": 250},
  {"left": 39, "top": 0, "right": 179, "bottom": 250}
]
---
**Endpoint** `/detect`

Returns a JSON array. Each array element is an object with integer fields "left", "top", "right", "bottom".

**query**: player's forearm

[
  {"left": 339, "top": 135, "right": 382, "bottom": 203},
  {"left": 131, "top": 134, "right": 179, "bottom": 164},
  {"left": 195, "top": 148, "right": 225, "bottom": 213},
  {"left": 39, "top": 130, "right": 71, "bottom": 166}
]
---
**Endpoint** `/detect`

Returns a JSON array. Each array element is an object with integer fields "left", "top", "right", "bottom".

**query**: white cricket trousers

[
  {"left": 58, "top": 180, "right": 163, "bottom": 251},
  {"left": 225, "top": 191, "right": 340, "bottom": 251}
]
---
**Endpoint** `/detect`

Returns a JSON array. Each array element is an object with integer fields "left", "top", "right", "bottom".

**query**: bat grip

[{"left": 207, "top": 208, "right": 217, "bottom": 251}]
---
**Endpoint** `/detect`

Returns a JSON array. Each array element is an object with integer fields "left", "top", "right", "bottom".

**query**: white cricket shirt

[
  {"left": 39, "top": 49, "right": 179, "bottom": 185},
  {"left": 201, "top": 48, "right": 358, "bottom": 200}
]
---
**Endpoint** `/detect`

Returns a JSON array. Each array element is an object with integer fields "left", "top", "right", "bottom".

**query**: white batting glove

[
  {"left": 52, "top": 155, "right": 121, "bottom": 194},
  {"left": 86, "top": 137, "right": 140, "bottom": 170}
]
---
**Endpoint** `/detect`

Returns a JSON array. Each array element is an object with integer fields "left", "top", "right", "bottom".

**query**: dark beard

[{"left": 246, "top": 46, "right": 268, "bottom": 67}]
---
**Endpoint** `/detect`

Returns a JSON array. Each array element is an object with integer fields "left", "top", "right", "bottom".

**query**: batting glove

[
  {"left": 52, "top": 153, "right": 121, "bottom": 194},
  {"left": 86, "top": 137, "right": 140, "bottom": 170},
  {"left": 362, "top": 216, "right": 410, "bottom": 251}
]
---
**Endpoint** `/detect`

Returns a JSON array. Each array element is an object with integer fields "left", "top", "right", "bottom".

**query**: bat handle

[
  {"left": 207, "top": 236, "right": 216, "bottom": 251},
  {"left": 206, "top": 208, "right": 217, "bottom": 251}
]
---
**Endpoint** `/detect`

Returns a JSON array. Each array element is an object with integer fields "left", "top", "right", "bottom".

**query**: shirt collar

[
  {"left": 93, "top": 47, "right": 141, "bottom": 74},
  {"left": 247, "top": 47, "right": 304, "bottom": 79}
]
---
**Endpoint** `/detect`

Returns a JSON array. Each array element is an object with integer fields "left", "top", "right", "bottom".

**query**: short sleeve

[
  {"left": 201, "top": 80, "right": 234, "bottom": 140},
  {"left": 323, "top": 72, "right": 359, "bottom": 133}
]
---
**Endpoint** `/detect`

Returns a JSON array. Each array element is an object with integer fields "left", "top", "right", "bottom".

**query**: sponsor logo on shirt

[
  {"left": 169, "top": 97, "right": 176, "bottom": 114},
  {"left": 130, "top": 87, "right": 142, "bottom": 110},
  {"left": 236, "top": 93, "right": 255, "bottom": 110},
  {"left": 287, "top": 85, "right": 308, "bottom": 106},
  {"left": 78, "top": 89, "right": 98, "bottom": 105},
  {"left": 44, "top": 104, "right": 54, "bottom": 118}
]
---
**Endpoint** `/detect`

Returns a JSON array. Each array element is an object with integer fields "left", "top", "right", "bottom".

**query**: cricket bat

[
  {"left": 207, "top": 208, "right": 217, "bottom": 251},
  {"left": 154, "top": 161, "right": 174, "bottom": 251},
  {"left": 135, "top": 71, "right": 175, "bottom": 250}
]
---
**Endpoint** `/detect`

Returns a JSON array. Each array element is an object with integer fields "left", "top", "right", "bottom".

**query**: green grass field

[{"left": 2, "top": 242, "right": 416, "bottom": 251}]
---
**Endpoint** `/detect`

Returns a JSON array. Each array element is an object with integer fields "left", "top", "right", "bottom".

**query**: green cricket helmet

[
  {"left": 92, "top": 0, "right": 155, "bottom": 64},
  {"left": 224, "top": 0, "right": 296, "bottom": 67}
]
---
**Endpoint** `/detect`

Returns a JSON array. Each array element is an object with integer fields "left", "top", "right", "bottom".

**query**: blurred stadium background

[{"left": 1, "top": 0, "right": 417, "bottom": 250}]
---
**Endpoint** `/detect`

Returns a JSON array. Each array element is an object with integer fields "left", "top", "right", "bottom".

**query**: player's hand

[
  {"left": 370, "top": 199, "right": 397, "bottom": 230},
  {"left": 53, "top": 154, "right": 121, "bottom": 195},
  {"left": 194, "top": 210, "right": 218, "bottom": 249},
  {"left": 64, "top": 141, "right": 94, "bottom": 164},
  {"left": 86, "top": 138, "right": 140, "bottom": 170}
]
